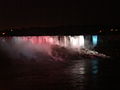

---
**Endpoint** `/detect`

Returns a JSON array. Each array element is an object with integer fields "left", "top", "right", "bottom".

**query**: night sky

[{"left": 0, "top": 0, "right": 119, "bottom": 29}]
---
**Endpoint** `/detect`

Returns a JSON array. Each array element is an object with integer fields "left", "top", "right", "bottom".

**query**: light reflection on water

[
  {"left": 91, "top": 59, "right": 99, "bottom": 75},
  {"left": 64, "top": 59, "right": 99, "bottom": 90}
]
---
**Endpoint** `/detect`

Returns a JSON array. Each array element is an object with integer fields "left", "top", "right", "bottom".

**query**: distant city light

[
  {"left": 2, "top": 32, "right": 6, "bottom": 35},
  {"left": 11, "top": 29, "right": 13, "bottom": 31},
  {"left": 115, "top": 29, "right": 118, "bottom": 31},
  {"left": 110, "top": 29, "right": 113, "bottom": 31},
  {"left": 92, "top": 35, "right": 98, "bottom": 46},
  {"left": 99, "top": 30, "right": 102, "bottom": 33}
]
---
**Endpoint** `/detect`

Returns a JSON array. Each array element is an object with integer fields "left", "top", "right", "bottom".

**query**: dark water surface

[{"left": 0, "top": 35, "right": 120, "bottom": 90}]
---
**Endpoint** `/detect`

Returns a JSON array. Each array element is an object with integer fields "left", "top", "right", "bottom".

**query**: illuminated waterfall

[
  {"left": 92, "top": 35, "right": 98, "bottom": 46},
  {"left": 18, "top": 36, "right": 85, "bottom": 49}
]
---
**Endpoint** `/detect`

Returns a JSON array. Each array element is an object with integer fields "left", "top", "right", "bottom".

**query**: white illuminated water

[{"left": 69, "top": 36, "right": 84, "bottom": 49}]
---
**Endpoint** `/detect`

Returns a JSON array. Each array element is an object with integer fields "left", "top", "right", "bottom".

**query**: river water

[{"left": 0, "top": 35, "right": 120, "bottom": 90}]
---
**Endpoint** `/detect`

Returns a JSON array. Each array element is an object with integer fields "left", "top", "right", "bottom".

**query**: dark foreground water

[{"left": 0, "top": 35, "right": 120, "bottom": 90}]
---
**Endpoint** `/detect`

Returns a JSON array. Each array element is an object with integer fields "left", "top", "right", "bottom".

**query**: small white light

[{"left": 2, "top": 32, "right": 6, "bottom": 35}]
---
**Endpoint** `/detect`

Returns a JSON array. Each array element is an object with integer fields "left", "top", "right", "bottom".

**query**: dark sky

[{"left": 0, "top": 0, "right": 119, "bottom": 29}]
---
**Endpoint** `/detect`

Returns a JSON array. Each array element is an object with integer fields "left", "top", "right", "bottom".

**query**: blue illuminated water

[{"left": 92, "top": 35, "right": 98, "bottom": 46}]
